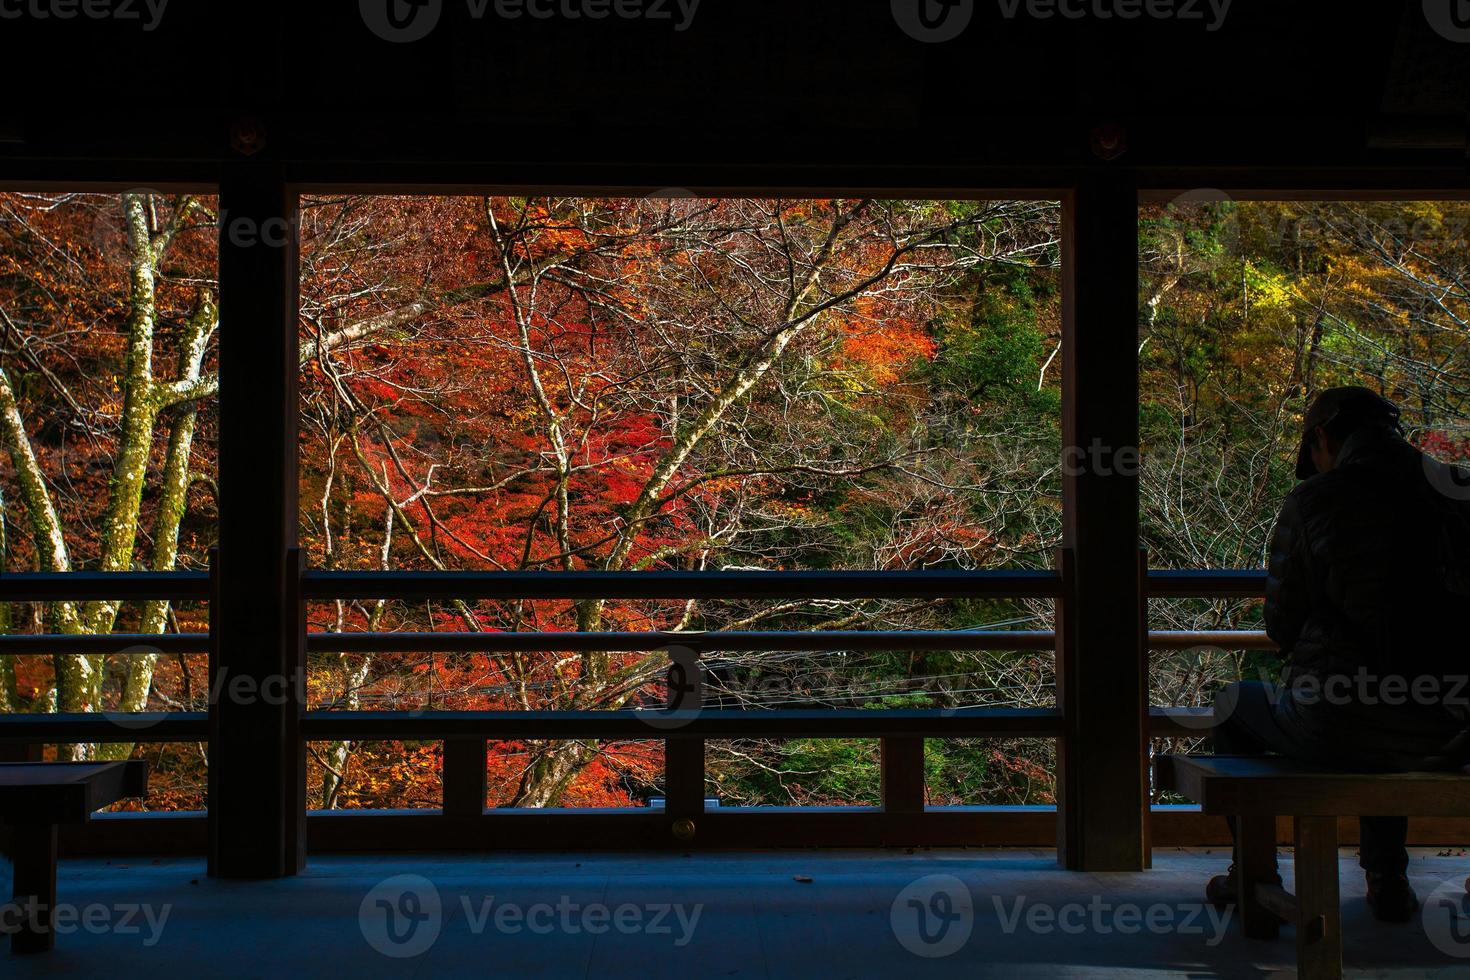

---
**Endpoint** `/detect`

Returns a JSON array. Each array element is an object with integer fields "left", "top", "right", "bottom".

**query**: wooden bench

[
  {"left": 1156, "top": 753, "right": 1470, "bottom": 979},
  {"left": 0, "top": 761, "right": 148, "bottom": 955}
]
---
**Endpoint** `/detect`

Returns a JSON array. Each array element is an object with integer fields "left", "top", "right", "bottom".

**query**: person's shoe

[
  {"left": 1365, "top": 872, "right": 1418, "bottom": 923},
  {"left": 1206, "top": 866, "right": 1238, "bottom": 910},
  {"left": 1206, "top": 864, "right": 1284, "bottom": 914}
]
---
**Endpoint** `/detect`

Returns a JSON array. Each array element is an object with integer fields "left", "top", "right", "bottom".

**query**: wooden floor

[{"left": 5, "top": 848, "right": 1470, "bottom": 977}]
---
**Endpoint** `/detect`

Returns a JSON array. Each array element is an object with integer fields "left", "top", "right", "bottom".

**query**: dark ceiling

[{"left": 1, "top": 1, "right": 1466, "bottom": 186}]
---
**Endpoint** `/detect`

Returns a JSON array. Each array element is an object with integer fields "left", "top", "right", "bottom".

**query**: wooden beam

[
  {"left": 209, "top": 164, "right": 302, "bottom": 879},
  {"left": 1059, "top": 175, "right": 1148, "bottom": 871}
]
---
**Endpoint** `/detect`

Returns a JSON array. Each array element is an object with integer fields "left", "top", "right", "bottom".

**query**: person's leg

[
  {"left": 1211, "top": 680, "right": 1288, "bottom": 843},
  {"left": 1211, "top": 681, "right": 1271, "bottom": 756},
  {"left": 1212, "top": 679, "right": 1299, "bottom": 757},
  {"left": 1360, "top": 816, "right": 1418, "bottom": 921},
  {"left": 1359, "top": 817, "right": 1409, "bottom": 875},
  {"left": 1207, "top": 681, "right": 1284, "bottom": 909}
]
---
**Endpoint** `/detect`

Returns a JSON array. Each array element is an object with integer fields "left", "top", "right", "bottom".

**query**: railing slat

[
  {"left": 299, "top": 708, "right": 1065, "bottom": 741},
  {"left": 300, "top": 569, "right": 1064, "bottom": 601},
  {"left": 299, "top": 629, "right": 1273, "bottom": 654},
  {"left": 0, "top": 629, "right": 1275, "bottom": 656},
  {"left": 0, "top": 634, "right": 210, "bottom": 656},
  {"left": 0, "top": 713, "right": 209, "bottom": 743},
  {"left": 304, "top": 629, "right": 1057, "bottom": 653},
  {"left": 0, "top": 571, "right": 210, "bottom": 602}
]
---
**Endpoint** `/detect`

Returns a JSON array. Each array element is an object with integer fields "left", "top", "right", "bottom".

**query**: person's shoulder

[{"left": 1286, "top": 468, "right": 1352, "bottom": 513}]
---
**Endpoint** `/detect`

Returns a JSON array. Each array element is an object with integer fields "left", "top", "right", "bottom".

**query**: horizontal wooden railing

[
  {"left": 0, "top": 628, "right": 1274, "bottom": 658},
  {"left": 0, "top": 560, "right": 1274, "bottom": 851}
]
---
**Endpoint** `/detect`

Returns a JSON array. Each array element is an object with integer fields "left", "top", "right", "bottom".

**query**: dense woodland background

[{"left": 1, "top": 193, "right": 1466, "bottom": 811}]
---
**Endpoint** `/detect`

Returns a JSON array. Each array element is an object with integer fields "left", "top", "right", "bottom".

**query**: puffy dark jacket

[{"left": 1264, "top": 426, "right": 1470, "bottom": 690}]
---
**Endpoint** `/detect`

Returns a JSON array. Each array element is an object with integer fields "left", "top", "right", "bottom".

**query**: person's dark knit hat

[{"left": 1295, "top": 386, "right": 1403, "bottom": 480}]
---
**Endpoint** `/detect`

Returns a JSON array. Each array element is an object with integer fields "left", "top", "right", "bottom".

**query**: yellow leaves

[{"left": 1241, "top": 261, "right": 1294, "bottom": 313}]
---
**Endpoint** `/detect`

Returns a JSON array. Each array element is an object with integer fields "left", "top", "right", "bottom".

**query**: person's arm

[{"left": 1263, "top": 494, "right": 1310, "bottom": 652}]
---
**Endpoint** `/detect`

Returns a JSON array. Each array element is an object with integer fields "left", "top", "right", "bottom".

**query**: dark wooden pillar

[
  {"left": 1057, "top": 176, "right": 1148, "bottom": 871},
  {"left": 209, "top": 165, "right": 304, "bottom": 878}
]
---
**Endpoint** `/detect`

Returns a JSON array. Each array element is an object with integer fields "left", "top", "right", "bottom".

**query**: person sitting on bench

[{"left": 1207, "top": 386, "right": 1470, "bottom": 923}]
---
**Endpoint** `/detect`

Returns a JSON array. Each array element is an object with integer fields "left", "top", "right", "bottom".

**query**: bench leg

[
  {"left": 1237, "top": 812, "right": 1280, "bottom": 940},
  {"left": 1293, "top": 815, "right": 1342, "bottom": 980},
  {"left": 7, "top": 823, "right": 58, "bottom": 954}
]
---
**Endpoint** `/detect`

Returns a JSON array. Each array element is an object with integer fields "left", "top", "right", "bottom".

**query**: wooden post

[
  {"left": 1058, "top": 176, "right": 1148, "bottom": 871},
  {"left": 209, "top": 164, "right": 303, "bottom": 879},
  {"left": 0, "top": 742, "right": 41, "bottom": 763},
  {"left": 1054, "top": 546, "right": 1082, "bottom": 865},
  {"left": 8, "top": 823, "right": 57, "bottom": 954},
  {"left": 663, "top": 646, "right": 705, "bottom": 838},
  {"left": 1138, "top": 547, "right": 1153, "bottom": 869},
  {"left": 443, "top": 739, "right": 489, "bottom": 817},
  {"left": 285, "top": 547, "right": 307, "bottom": 872},
  {"left": 881, "top": 737, "right": 927, "bottom": 815},
  {"left": 1237, "top": 812, "right": 1282, "bottom": 940},
  {"left": 1294, "top": 815, "right": 1343, "bottom": 979}
]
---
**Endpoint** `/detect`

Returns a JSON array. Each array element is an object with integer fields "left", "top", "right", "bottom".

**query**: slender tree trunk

[
  {"left": 0, "top": 484, "right": 14, "bottom": 714},
  {"left": 509, "top": 741, "right": 594, "bottom": 808}
]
